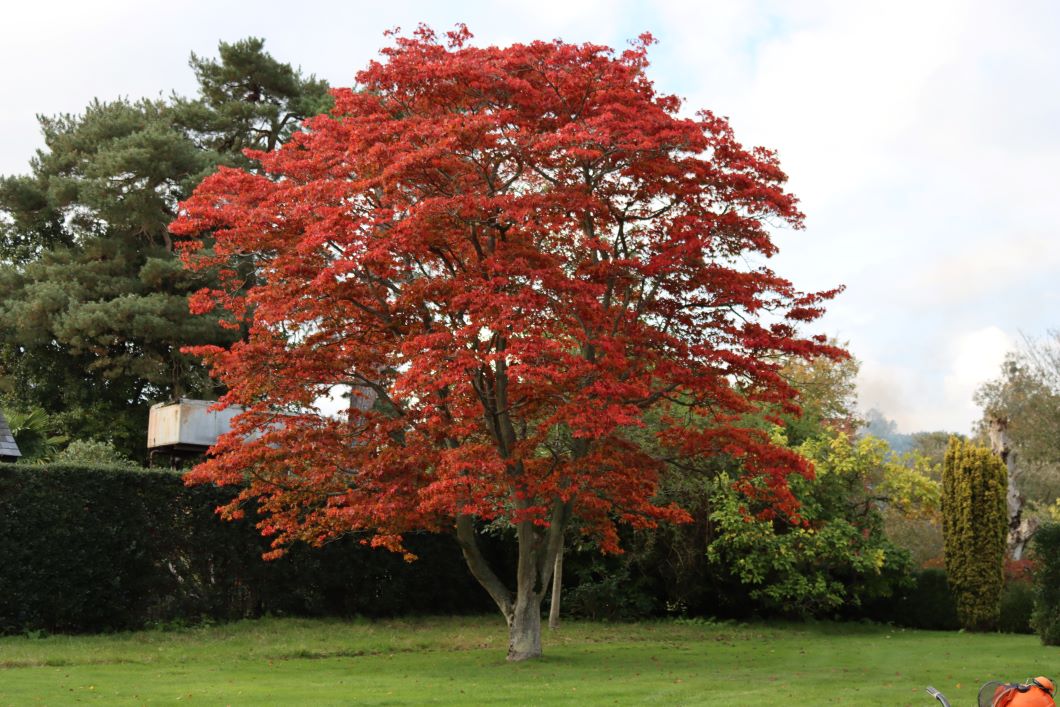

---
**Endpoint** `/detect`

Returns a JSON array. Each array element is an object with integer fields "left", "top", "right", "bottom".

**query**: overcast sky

[{"left": 2, "top": 0, "right": 1057, "bottom": 434}]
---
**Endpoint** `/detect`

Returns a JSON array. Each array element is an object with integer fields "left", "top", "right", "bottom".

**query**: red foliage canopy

[{"left": 172, "top": 26, "right": 842, "bottom": 559}]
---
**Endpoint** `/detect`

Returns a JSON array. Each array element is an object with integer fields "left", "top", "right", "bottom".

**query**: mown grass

[{"left": 0, "top": 616, "right": 1054, "bottom": 705}]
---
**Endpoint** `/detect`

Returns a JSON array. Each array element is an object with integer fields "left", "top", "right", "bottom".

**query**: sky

[{"left": 2, "top": 0, "right": 1058, "bottom": 434}]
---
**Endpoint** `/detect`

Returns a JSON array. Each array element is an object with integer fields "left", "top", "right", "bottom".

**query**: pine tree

[
  {"left": 0, "top": 39, "right": 328, "bottom": 459},
  {"left": 173, "top": 37, "right": 331, "bottom": 163},
  {"left": 941, "top": 436, "right": 1007, "bottom": 630}
]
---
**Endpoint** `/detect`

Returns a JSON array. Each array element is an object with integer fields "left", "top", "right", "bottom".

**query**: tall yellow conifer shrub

[{"left": 941, "top": 437, "right": 1007, "bottom": 630}]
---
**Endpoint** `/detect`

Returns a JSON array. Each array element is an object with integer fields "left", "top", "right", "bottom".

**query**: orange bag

[{"left": 991, "top": 677, "right": 1056, "bottom": 707}]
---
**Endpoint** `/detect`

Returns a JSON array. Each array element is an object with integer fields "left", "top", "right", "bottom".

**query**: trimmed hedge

[
  {"left": 0, "top": 463, "right": 495, "bottom": 634},
  {"left": 1031, "top": 523, "right": 1060, "bottom": 644},
  {"left": 1000, "top": 582, "right": 1034, "bottom": 634},
  {"left": 875, "top": 569, "right": 960, "bottom": 631},
  {"left": 862, "top": 567, "right": 1033, "bottom": 634},
  {"left": 1, "top": 463, "right": 1007, "bottom": 634}
]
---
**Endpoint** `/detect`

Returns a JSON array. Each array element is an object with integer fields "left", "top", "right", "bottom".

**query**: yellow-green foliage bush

[
  {"left": 706, "top": 432, "right": 924, "bottom": 616},
  {"left": 941, "top": 437, "right": 1007, "bottom": 630}
]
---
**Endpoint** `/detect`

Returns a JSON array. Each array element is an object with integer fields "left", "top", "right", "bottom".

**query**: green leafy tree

[
  {"left": 976, "top": 336, "right": 1060, "bottom": 549},
  {"left": 880, "top": 431, "right": 949, "bottom": 567},
  {"left": 0, "top": 99, "right": 230, "bottom": 457},
  {"left": 775, "top": 344, "right": 860, "bottom": 445},
  {"left": 941, "top": 436, "right": 1007, "bottom": 630},
  {"left": 701, "top": 351, "right": 935, "bottom": 615},
  {"left": 707, "top": 430, "right": 932, "bottom": 615},
  {"left": 606, "top": 351, "right": 880, "bottom": 618},
  {"left": 910, "top": 431, "right": 952, "bottom": 469},
  {"left": 977, "top": 334, "right": 1060, "bottom": 468}
]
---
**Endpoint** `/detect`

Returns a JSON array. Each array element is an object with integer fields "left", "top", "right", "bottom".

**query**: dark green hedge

[
  {"left": 0, "top": 463, "right": 495, "bottom": 634},
  {"left": 1000, "top": 582, "right": 1034, "bottom": 634},
  {"left": 1031, "top": 523, "right": 1060, "bottom": 644},
  {"left": 2, "top": 463, "right": 1012, "bottom": 635},
  {"left": 859, "top": 567, "right": 1032, "bottom": 634},
  {"left": 861, "top": 569, "right": 959, "bottom": 630}
]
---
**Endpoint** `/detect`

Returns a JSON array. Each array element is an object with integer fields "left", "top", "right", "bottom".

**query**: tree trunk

[
  {"left": 455, "top": 499, "right": 569, "bottom": 661},
  {"left": 1010, "top": 517, "right": 1039, "bottom": 561},
  {"left": 548, "top": 542, "right": 564, "bottom": 630},
  {"left": 989, "top": 416, "right": 1039, "bottom": 559},
  {"left": 454, "top": 514, "right": 513, "bottom": 619},
  {"left": 455, "top": 513, "right": 546, "bottom": 661},
  {"left": 348, "top": 379, "right": 378, "bottom": 418},
  {"left": 507, "top": 586, "right": 543, "bottom": 661},
  {"left": 507, "top": 509, "right": 545, "bottom": 661}
]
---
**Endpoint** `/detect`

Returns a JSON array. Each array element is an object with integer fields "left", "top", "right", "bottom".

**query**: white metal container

[{"left": 147, "top": 399, "right": 243, "bottom": 451}]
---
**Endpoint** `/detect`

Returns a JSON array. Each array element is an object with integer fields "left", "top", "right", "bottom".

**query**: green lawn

[{"left": 0, "top": 616, "right": 1053, "bottom": 705}]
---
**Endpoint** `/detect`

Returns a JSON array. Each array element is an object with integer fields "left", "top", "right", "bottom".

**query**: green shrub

[
  {"left": 997, "top": 558, "right": 1035, "bottom": 634},
  {"left": 706, "top": 434, "right": 918, "bottom": 619},
  {"left": 1031, "top": 523, "right": 1060, "bottom": 644},
  {"left": 53, "top": 440, "right": 138, "bottom": 468},
  {"left": 562, "top": 557, "right": 658, "bottom": 620},
  {"left": 3, "top": 407, "right": 67, "bottom": 462},
  {"left": 1000, "top": 582, "right": 1035, "bottom": 634},
  {"left": 941, "top": 437, "right": 1007, "bottom": 631},
  {"left": 874, "top": 568, "right": 959, "bottom": 630},
  {"left": 0, "top": 463, "right": 494, "bottom": 634}
]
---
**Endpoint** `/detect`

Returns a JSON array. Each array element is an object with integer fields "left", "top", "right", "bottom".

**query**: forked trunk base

[{"left": 507, "top": 596, "right": 542, "bottom": 661}]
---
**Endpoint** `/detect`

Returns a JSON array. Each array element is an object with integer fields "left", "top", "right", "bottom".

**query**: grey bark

[
  {"left": 347, "top": 380, "right": 378, "bottom": 418},
  {"left": 510, "top": 500, "right": 545, "bottom": 661},
  {"left": 989, "top": 417, "right": 1039, "bottom": 560},
  {"left": 548, "top": 542, "right": 564, "bottom": 630},
  {"left": 508, "top": 584, "right": 543, "bottom": 660},
  {"left": 454, "top": 497, "right": 571, "bottom": 661},
  {"left": 455, "top": 514, "right": 513, "bottom": 620}
]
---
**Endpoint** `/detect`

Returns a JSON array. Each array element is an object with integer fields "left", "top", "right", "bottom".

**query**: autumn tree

[{"left": 173, "top": 27, "right": 841, "bottom": 660}]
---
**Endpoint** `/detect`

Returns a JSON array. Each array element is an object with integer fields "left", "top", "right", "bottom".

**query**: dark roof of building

[{"left": 0, "top": 410, "right": 21, "bottom": 459}]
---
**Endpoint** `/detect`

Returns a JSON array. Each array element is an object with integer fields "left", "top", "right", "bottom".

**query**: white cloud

[
  {"left": 905, "top": 233, "right": 1060, "bottom": 307},
  {"left": 941, "top": 326, "right": 1014, "bottom": 426},
  {"left": 857, "top": 326, "right": 1014, "bottom": 433}
]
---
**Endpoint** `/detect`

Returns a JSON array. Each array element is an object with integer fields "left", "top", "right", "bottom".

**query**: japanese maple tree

[{"left": 172, "top": 26, "right": 842, "bottom": 661}]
